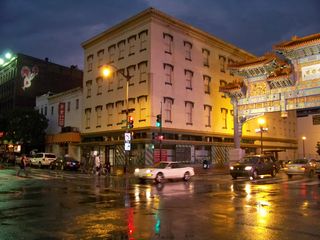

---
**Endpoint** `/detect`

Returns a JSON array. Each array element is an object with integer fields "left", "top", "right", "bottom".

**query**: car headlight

[
  {"left": 230, "top": 166, "right": 234, "bottom": 170},
  {"left": 146, "top": 169, "right": 152, "bottom": 173},
  {"left": 245, "top": 166, "right": 252, "bottom": 171},
  {"left": 134, "top": 168, "right": 139, "bottom": 173}
]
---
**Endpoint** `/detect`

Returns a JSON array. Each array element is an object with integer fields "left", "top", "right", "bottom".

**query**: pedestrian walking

[
  {"left": 17, "top": 155, "right": 28, "bottom": 177},
  {"left": 105, "top": 160, "right": 111, "bottom": 175},
  {"left": 94, "top": 154, "right": 101, "bottom": 176}
]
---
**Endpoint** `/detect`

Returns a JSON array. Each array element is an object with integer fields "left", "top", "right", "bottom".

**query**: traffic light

[
  {"left": 156, "top": 114, "right": 162, "bottom": 127},
  {"left": 128, "top": 116, "right": 134, "bottom": 128}
]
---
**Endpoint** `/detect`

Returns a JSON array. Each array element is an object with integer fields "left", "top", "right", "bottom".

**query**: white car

[
  {"left": 134, "top": 161, "right": 195, "bottom": 183},
  {"left": 30, "top": 153, "right": 57, "bottom": 168}
]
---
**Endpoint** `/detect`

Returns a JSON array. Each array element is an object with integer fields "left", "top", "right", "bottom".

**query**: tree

[
  {"left": 1, "top": 108, "right": 48, "bottom": 152},
  {"left": 316, "top": 142, "right": 320, "bottom": 156}
]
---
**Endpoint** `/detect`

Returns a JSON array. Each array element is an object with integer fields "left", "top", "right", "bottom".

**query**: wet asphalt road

[{"left": 0, "top": 167, "right": 320, "bottom": 240}]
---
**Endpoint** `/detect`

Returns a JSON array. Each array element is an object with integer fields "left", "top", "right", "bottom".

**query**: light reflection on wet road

[{"left": 0, "top": 168, "right": 320, "bottom": 239}]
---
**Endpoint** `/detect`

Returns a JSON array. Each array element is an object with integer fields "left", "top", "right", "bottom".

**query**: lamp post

[
  {"left": 302, "top": 136, "right": 306, "bottom": 158},
  {"left": 102, "top": 65, "right": 132, "bottom": 173},
  {"left": 257, "top": 118, "right": 267, "bottom": 154}
]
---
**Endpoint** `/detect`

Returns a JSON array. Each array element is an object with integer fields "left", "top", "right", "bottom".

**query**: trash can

[{"left": 203, "top": 159, "right": 209, "bottom": 169}]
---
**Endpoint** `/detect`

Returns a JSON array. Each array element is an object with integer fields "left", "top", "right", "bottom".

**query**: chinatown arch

[{"left": 220, "top": 33, "right": 320, "bottom": 161}]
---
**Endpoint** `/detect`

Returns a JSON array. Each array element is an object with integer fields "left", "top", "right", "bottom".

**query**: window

[
  {"left": 204, "top": 105, "right": 212, "bottom": 127},
  {"left": 138, "top": 96, "right": 147, "bottom": 121},
  {"left": 127, "top": 65, "right": 135, "bottom": 86},
  {"left": 164, "top": 97, "right": 174, "bottom": 123},
  {"left": 51, "top": 106, "right": 54, "bottom": 115},
  {"left": 219, "top": 55, "right": 226, "bottom": 73},
  {"left": 164, "top": 63, "right": 174, "bottom": 85},
  {"left": 221, "top": 108, "right": 228, "bottom": 129},
  {"left": 96, "top": 105, "right": 102, "bottom": 127},
  {"left": 108, "top": 45, "right": 116, "bottom": 63},
  {"left": 128, "top": 35, "right": 136, "bottom": 56},
  {"left": 87, "top": 54, "right": 93, "bottom": 72},
  {"left": 106, "top": 103, "right": 114, "bottom": 126},
  {"left": 228, "top": 58, "right": 235, "bottom": 76},
  {"left": 163, "top": 33, "right": 173, "bottom": 54},
  {"left": 138, "top": 61, "right": 148, "bottom": 83},
  {"left": 220, "top": 80, "right": 227, "bottom": 98},
  {"left": 67, "top": 102, "right": 71, "bottom": 112},
  {"left": 184, "top": 41, "right": 192, "bottom": 61},
  {"left": 139, "top": 30, "right": 148, "bottom": 51},
  {"left": 86, "top": 80, "right": 92, "bottom": 98},
  {"left": 44, "top": 106, "right": 47, "bottom": 116},
  {"left": 96, "top": 77, "right": 103, "bottom": 95},
  {"left": 203, "top": 75, "right": 211, "bottom": 94},
  {"left": 185, "top": 101, "right": 194, "bottom": 125},
  {"left": 118, "top": 40, "right": 125, "bottom": 60},
  {"left": 85, "top": 108, "right": 91, "bottom": 129},
  {"left": 116, "top": 101, "right": 124, "bottom": 125},
  {"left": 185, "top": 69, "right": 193, "bottom": 90},
  {"left": 117, "top": 69, "right": 124, "bottom": 89},
  {"left": 202, "top": 49, "right": 210, "bottom": 67},
  {"left": 108, "top": 72, "right": 114, "bottom": 92},
  {"left": 97, "top": 49, "right": 104, "bottom": 67},
  {"left": 75, "top": 99, "right": 79, "bottom": 110}
]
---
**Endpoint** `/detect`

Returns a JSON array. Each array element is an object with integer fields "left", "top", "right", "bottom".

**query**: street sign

[
  {"left": 125, "top": 132, "right": 131, "bottom": 142},
  {"left": 125, "top": 142, "right": 131, "bottom": 151}
]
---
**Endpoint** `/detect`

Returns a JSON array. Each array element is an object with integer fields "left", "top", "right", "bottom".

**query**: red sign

[
  {"left": 58, "top": 102, "right": 65, "bottom": 127},
  {"left": 154, "top": 149, "right": 167, "bottom": 162}
]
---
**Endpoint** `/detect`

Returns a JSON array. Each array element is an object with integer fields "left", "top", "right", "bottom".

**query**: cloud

[{"left": 0, "top": 0, "right": 319, "bottom": 69}]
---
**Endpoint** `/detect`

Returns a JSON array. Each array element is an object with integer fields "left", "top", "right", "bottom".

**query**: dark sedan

[
  {"left": 50, "top": 157, "right": 80, "bottom": 171},
  {"left": 230, "top": 155, "right": 277, "bottom": 180}
]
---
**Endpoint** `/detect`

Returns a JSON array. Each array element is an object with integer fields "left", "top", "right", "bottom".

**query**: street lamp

[
  {"left": 256, "top": 118, "right": 267, "bottom": 154},
  {"left": 302, "top": 136, "right": 306, "bottom": 158},
  {"left": 101, "top": 65, "right": 132, "bottom": 173}
]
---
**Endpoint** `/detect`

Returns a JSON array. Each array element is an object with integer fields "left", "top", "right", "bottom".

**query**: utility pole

[{"left": 159, "top": 102, "right": 163, "bottom": 161}]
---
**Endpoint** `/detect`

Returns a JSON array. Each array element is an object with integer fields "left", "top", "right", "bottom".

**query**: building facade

[
  {"left": 35, "top": 87, "right": 82, "bottom": 159},
  {"left": 81, "top": 8, "right": 299, "bottom": 167},
  {"left": 0, "top": 53, "right": 83, "bottom": 114},
  {"left": 0, "top": 52, "right": 83, "bottom": 155}
]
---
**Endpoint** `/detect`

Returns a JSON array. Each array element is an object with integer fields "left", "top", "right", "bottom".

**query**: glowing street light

[
  {"left": 5, "top": 52, "right": 12, "bottom": 59},
  {"left": 255, "top": 118, "right": 268, "bottom": 154},
  {"left": 101, "top": 65, "right": 132, "bottom": 172},
  {"left": 302, "top": 136, "right": 306, "bottom": 158}
]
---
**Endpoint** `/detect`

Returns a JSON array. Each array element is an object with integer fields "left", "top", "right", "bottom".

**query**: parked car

[
  {"left": 229, "top": 154, "right": 277, "bottom": 180},
  {"left": 284, "top": 158, "right": 317, "bottom": 178},
  {"left": 30, "top": 153, "right": 57, "bottom": 168},
  {"left": 50, "top": 156, "right": 80, "bottom": 171},
  {"left": 134, "top": 161, "right": 195, "bottom": 183}
]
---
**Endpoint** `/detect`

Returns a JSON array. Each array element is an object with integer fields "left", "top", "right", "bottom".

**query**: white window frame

[
  {"left": 163, "top": 33, "right": 173, "bottom": 54},
  {"left": 96, "top": 77, "right": 103, "bottom": 95},
  {"left": 85, "top": 108, "right": 91, "bottom": 128},
  {"left": 185, "top": 70, "right": 193, "bottom": 89},
  {"left": 164, "top": 64, "right": 173, "bottom": 85},
  {"left": 184, "top": 41, "right": 192, "bottom": 60},
  {"left": 86, "top": 80, "right": 92, "bottom": 98},
  {"left": 185, "top": 102, "right": 193, "bottom": 125},
  {"left": 203, "top": 75, "right": 211, "bottom": 94},
  {"left": 96, "top": 106, "right": 102, "bottom": 127}
]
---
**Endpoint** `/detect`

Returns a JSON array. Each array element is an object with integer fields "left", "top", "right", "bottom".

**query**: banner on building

[{"left": 58, "top": 102, "right": 65, "bottom": 127}]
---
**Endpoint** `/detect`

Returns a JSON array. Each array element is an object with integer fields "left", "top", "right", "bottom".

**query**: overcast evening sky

[{"left": 0, "top": 0, "right": 319, "bottom": 69}]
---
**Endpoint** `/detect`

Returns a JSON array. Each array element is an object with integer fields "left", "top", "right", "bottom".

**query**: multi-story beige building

[{"left": 80, "top": 8, "right": 272, "bottom": 167}]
